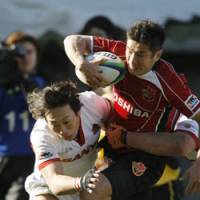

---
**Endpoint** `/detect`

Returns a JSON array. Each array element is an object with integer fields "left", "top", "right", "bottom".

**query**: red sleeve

[
  {"left": 156, "top": 59, "right": 200, "bottom": 118},
  {"left": 38, "top": 158, "right": 60, "bottom": 170},
  {"left": 92, "top": 36, "right": 126, "bottom": 60}
]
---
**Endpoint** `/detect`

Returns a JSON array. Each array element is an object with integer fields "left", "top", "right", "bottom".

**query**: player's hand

[
  {"left": 75, "top": 168, "right": 100, "bottom": 193},
  {"left": 77, "top": 58, "right": 108, "bottom": 88},
  {"left": 183, "top": 158, "right": 200, "bottom": 195},
  {"left": 106, "top": 124, "right": 127, "bottom": 149}
]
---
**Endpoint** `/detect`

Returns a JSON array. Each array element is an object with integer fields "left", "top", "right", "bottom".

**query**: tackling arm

[
  {"left": 41, "top": 161, "right": 99, "bottom": 195},
  {"left": 125, "top": 131, "right": 196, "bottom": 157},
  {"left": 106, "top": 124, "right": 196, "bottom": 157}
]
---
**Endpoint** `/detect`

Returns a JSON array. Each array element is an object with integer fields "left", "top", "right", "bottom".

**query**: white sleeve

[
  {"left": 174, "top": 114, "right": 199, "bottom": 139},
  {"left": 80, "top": 91, "right": 112, "bottom": 121},
  {"left": 31, "top": 121, "right": 60, "bottom": 170}
]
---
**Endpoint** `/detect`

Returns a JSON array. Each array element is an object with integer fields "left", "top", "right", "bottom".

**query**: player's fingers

[
  {"left": 87, "top": 78, "right": 101, "bottom": 88},
  {"left": 86, "top": 188, "right": 93, "bottom": 194},
  {"left": 89, "top": 177, "right": 99, "bottom": 184},
  {"left": 189, "top": 182, "right": 200, "bottom": 194},
  {"left": 186, "top": 180, "right": 200, "bottom": 195},
  {"left": 91, "top": 58, "right": 107, "bottom": 65},
  {"left": 92, "top": 172, "right": 99, "bottom": 177},
  {"left": 185, "top": 181, "right": 193, "bottom": 195},
  {"left": 87, "top": 183, "right": 96, "bottom": 189}
]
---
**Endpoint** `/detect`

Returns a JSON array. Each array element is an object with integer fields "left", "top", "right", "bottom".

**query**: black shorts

[
  {"left": 101, "top": 152, "right": 165, "bottom": 200},
  {"left": 152, "top": 180, "right": 184, "bottom": 200}
]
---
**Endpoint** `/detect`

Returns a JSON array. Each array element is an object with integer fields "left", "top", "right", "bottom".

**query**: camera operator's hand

[{"left": 74, "top": 168, "right": 99, "bottom": 193}]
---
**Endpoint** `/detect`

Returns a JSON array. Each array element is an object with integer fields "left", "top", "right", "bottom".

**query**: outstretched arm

[
  {"left": 107, "top": 124, "right": 196, "bottom": 157},
  {"left": 41, "top": 161, "right": 99, "bottom": 195},
  {"left": 106, "top": 113, "right": 199, "bottom": 157}
]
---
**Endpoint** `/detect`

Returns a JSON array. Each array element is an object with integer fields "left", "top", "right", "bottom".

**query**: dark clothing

[
  {"left": 0, "top": 156, "right": 34, "bottom": 200},
  {"left": 0, "top": 75, "right": 45, "bottom": 199},
  {"left": 152, "top": 180, "right": 184, "bottom": 200},
  {"left": 101, "top": 151, "right": 165, "bottom": 200}
]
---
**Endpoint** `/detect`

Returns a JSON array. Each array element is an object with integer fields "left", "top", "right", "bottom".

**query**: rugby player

[
  {"left": 25, "top": 81, "right": 112, "bottom": 200},
  {"left": 64, "top": 20, "right": 200, "bottom": 200}
]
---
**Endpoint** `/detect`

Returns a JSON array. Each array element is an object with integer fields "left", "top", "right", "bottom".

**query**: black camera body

[{"left": 0, "top": 43, "right": 26, "bottom": 86}]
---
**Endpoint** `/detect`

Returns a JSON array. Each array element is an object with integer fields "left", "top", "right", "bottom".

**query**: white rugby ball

[{"left": 75, "top": 51, "right": 126, "bottom": 87}]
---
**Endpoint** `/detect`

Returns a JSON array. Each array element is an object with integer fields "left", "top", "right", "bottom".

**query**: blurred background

[{"left": 0, "top": 0, "right": 199, "bottom": 200}]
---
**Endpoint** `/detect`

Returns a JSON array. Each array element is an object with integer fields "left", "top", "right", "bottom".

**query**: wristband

[{"left": 74, "top": 177, "right": 81, "bottom": 192}]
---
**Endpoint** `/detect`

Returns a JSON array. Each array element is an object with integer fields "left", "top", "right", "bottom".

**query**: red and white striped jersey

[{"left": 91, "top": 36, "right": 200, "bottom": 133}]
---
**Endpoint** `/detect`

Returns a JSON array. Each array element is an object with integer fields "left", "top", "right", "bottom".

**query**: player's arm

[
  {"left": 41, "top": 161, "right": 77, "bottom": 195},
  {"left": 126, "top": 131, "right": 196, "bottom": 157},
  {"left": 107, "top": 124, "right": 196, "bottom": 157},
  {"left": 64, "top": 35, "right": 91, "bottom": 69},
  {"left": 40, "top": 161, "right": 99, "bottom": 195},
  {"left": 106, "top": 115, "right": 199, "bottom": 157},
  {"left": 64, "top": 35, "right": 104, "bottom": 87}
]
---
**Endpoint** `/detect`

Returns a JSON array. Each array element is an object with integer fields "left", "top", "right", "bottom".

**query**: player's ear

[{"left": 155, "top": 49, "right": 163, "bottom": 61}]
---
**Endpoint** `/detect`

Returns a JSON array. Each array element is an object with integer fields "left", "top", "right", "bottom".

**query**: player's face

[
  {"left": 45, "top": 105, "right": 80, "bottom": 140},
  {"left": 125, "top": 39, "right": 162, "bottom": 76}
]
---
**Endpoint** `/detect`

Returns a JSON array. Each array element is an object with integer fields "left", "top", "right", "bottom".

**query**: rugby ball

[{"left": 75, "top": 51, "right": 126, "bottom": 87}]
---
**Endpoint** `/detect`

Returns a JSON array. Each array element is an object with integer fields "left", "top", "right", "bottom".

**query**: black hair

[
  {"left": 127, "top": 20, "right": 165, "bottom": 52},
  {"left": 27, "top": 81, "right": 81, "bottom": 119}
]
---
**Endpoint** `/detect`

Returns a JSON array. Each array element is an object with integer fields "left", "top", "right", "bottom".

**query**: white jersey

[{"left": 25, "top": 91, "right": 111, "bottom": 200}]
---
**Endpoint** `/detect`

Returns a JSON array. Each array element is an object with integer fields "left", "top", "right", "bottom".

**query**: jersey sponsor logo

[
  {"left": 142, "top": 86, "right": 156, "bottom": 102},
  {"left": 114, "top": 92, "right": 150, "bottom": 118},
  {"left": 185, "top": 95, "right": 199, "bottom": 110},
  {"left": 38, "top": 152, "right": 53, "bottom": 160},
  {"left": 132, "top": 161, "right": 147, "bottom": 176}
]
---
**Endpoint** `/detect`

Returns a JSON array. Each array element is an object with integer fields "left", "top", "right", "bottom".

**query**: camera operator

[{"left": 0, "top": 32, "right": 45, "bottom": 200}]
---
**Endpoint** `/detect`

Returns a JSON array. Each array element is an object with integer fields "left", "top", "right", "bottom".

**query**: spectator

[{"left": 0, "top": 32, "right": 45, "bottom": 200}]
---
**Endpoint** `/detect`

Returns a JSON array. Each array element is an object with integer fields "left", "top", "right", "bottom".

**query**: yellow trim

[
  {"left": 168, "top": 181, "right": 175, "bottom": 200},
  {"left": 99, "top": 130, "right": 105, "bottom": 142},
  {"left": 155, "top": 164, "right": 180, "bottom": 186}
]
